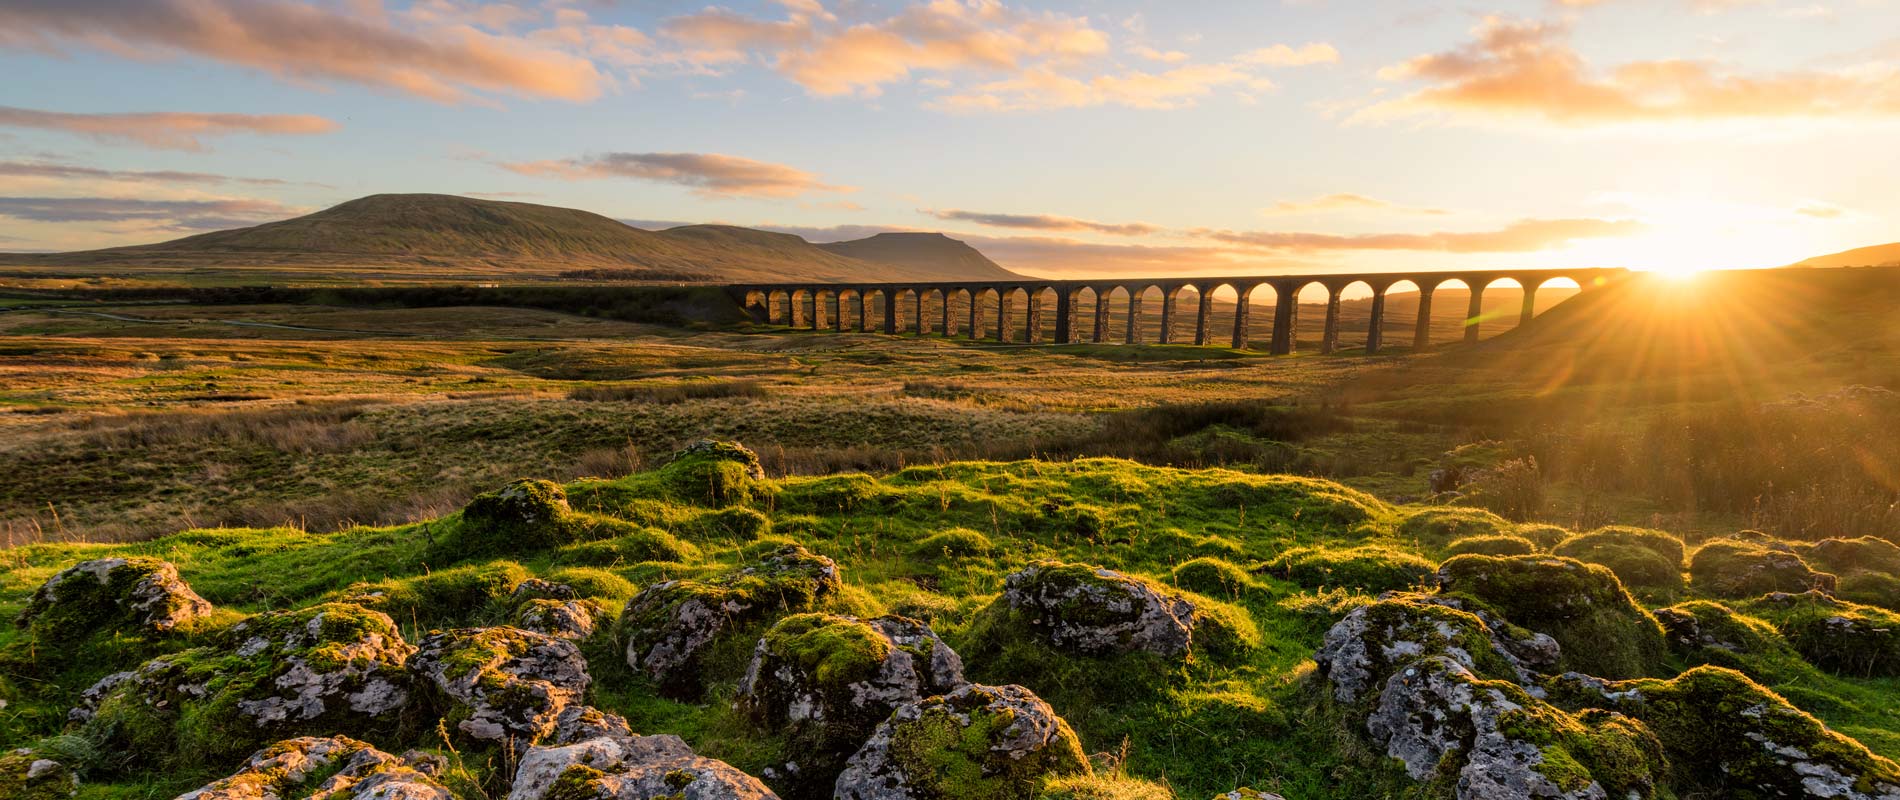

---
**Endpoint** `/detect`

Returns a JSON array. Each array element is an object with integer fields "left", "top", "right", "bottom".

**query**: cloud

[
  {"left": 934, "top": 62, "right": 1273, "bottom": 111},
  {"left": 1262, "top": 193, "right": 1450, "bottom": 216},
  {"left": 924, "top": 208, "right": 1159, "bottom": 235},
  {"left": 0, "top": 106, "right": 337, "bottom": 151},
  {"left": 0, "top": 159, "right": 303, "bottom": 186},
  {"left": 1236, "top": 42, "right": 1339, "bottom": 67},
  {"left": 0, "top": 0, "right": 607, "bottom": 104},
  {"left": 1794, "top": 202, "right": 1846, "bottom": 219},
  {"left": 1196, "top": 217, "right": 1645, "bottom": 253},
  {"left": 662, "top": 1, "right": 1109, "bottom": 97},
  {"left": 1360, "top": 16, "right": 1900, "bottom": 126},
  {"left": 0, "top": 196, "right": 303, "bottom": 231},
  {"left": 499, "top": 152, "right": 852, "bottom": 198}
]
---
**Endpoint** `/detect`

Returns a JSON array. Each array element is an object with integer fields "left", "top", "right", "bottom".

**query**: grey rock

[
  {"left": 508, "top": 734, "right": 778, "bottom": 800},
  {"left": 833, "top": 684, "right": 1089, "bottom": 800},
  {"left": 174, "top": 736, "right": 451, "bottom": 800},
  {"left": 1000, "top": 562, "right": 1198, "bottom": 658},
  {"left": 20, "top": 557, "right": 211, "bottom": 636},
  {"left": 409, "top": 626, "right": 591, "bottom": 745}
]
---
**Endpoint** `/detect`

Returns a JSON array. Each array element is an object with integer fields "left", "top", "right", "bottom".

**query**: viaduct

[{"left": 732, "top": 268, "right": 1628, "bottom": 354}]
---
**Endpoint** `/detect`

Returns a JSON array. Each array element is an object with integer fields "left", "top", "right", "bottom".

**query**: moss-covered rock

[
  {"left": 0, "top": 747, "right": 78, "bottom": 800},
  {"left": 659, "top": 440, "right": 769, "bottom": 507},
  {"left": 1313, "top": 595, "right": 1546, "bottom": 704},
  {"left": 1839, "top": 571, "right": 1900, "bottom": 611},
  {"left": 618, "top": 545, "right": 841, "bottom": 697},
  {"left": 557, "top": 527, "right": 700, "bottom": 566},
  {"left": 345, "top": 560, "right": 530, "bottom": 628},
  {"left": 1262, "top": 546, "right": 1435, "bottom": 594},
  {"left": 1037, "top": 775, "right": 1176, "bottom": 800},
  {"left": 1398, "top": 507, "right": 1514, "bottom": 545},
  {"left": 409, "top": 626, "right": 592, "bottom": 746},
  {"left": 516, "top": 597, "right": 608, "bottom": 640},
  {"left": 1748, "top": 591, "right": 1900, "bottom": 677},
  {"left": 994, "top": 562, "right": 1209, "bottom": 659},
  {"left": 509, "top": 733, "right": 777, "bottom": 800},
  {"left": 1689, "top": 540, "right": 1836, "bottom": 599},
  {"left": 16, "top": 557, "right": 211, "bottom": 641},
  {"left": 737, "top": 613, "right": 965, "bottom": 798},
  {"left": 1170, "top": 557, "right": 1256, "bottom": 598},
  {"left": 1515, "top": 524, "right": 1572, "bottom": 551},
  {"left": 914, "top": 528, "right": 995, "bottom": 559},
  {"left": 834, "top": 683, "right": 1090, "bottom": 800},
  {"left": 74, "top": 603, "right": 414, "bottom": 769},
  {"left": 454, "top": 479, "right": 640, "bottom": 556},
  {"left": 1366, "top": 656, "right": 1663, "bottom": 800},
  {"left": 1444, "top": 534, "right": 1536, "bottom": 558},
  {"left": 1801, "top": 536, "right": 1900, "bottom": 578},
  {"left": 1551, "top": 528, "right": 1686, "bottom": 593},
  {"left": 1549, "top": 666, "right": 1900, "bottom": 799},
  {"left": 176, "top": 735, "right": 451, "bottom": 800},
  {"left": 1435, "top": 554, "right": 1667, "bottom": 679},
  {"left": 1653, "top": 600, "right": 1789, "bottom": 659}
]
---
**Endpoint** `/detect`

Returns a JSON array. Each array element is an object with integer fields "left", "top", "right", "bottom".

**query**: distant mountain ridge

[
  {"left": 1789, "top": 242, "right": 1900, "bottom": 269},
  {"left": 0, "top": 193, "right": 1026, "bottom": 284}
]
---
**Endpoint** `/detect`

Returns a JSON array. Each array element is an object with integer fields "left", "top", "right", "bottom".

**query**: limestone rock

[
  {"left": 1211, "top": 791, "right": 1285, "bottom": 800},
  {"left": 17, "top": 557, "right": 211, "bottom": 639},
  {"left": 508, "top": 734, "right": 778, "bottom": 800},
  {"left": 513, "top": 578, "right": 581, "bottom": 602},
  {"left": 71, "top": 603, "right": 413, "bottom": 765},
  {"left": 409, "top": 626, "right": 591, "bottom": 745},
  {"left": 552, "top": 705, "right": 635, "bottom": 745},
  {"left": 174, "top": 736, "right": 451, "bottom": 800},
  {"left": 833, "top": 683, "right": 1089, "bottom": 800},
  {"left": 0, "top": 747, "right": 79, "bottom": 800},
  {"left": 1313, "top": 595, "right": 1536, "bottom": 704},
  {"left": 737, "top": 614, "right": 965, "bottom": 795},
  {"left": 999, "top": 561, "right": 1198, "bottom": 658},
  {"left": 1689, "top": 540, "right": 1835, "bottom": 599},
  {"left": 1435, "top": 554, "right": 1666, "bottom": 679},
  {"left": 516, "top": 598, "right": 608, "bottom": 641},
  {"left": 619, "top": 545, "right": 841, "bottom": 697}
]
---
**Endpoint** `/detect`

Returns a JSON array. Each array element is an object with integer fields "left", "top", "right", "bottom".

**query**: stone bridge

[{"left": 731, "top": 267, "right": 1628, "bottom": 354}]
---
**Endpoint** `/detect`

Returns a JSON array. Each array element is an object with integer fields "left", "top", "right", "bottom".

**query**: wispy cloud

[
  {"left": 0, "top": 196, "right": 302, "bottom": 231},
  {"left": 1359, "top": 16, "right": 1900, "bottom": 126},
  {"left": 1197, "top": 217, "right": 1645, "bottom": 253},
  {"left": 0, "top": 106, "right": 337, "bottom": 151},
  {"left": 499, "top": 152, "right": 852, "bottom": 198},
  {"left": 924, "top": 208, "right": 1159, "bottom": 236},
  {"left": 0, "top": 159, "right": 310, "bottom": 186},
  {"left": 0, "top": 0, "right": 609, "bottom": 104}
]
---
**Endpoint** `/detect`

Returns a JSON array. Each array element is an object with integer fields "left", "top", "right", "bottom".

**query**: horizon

[{"left": 2, "top": 1, "right": 1898, "bottom": 279}]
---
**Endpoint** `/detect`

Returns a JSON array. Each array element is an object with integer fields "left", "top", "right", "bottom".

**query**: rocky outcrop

[
  {"left": 1550, "top": 666, "right": 1900, "bottom": 799},
  {"left": 176, "top": 736, "right": 451, "bottom": 800},
  {"left": 1313, "top": 595, "right": 1543, "bottom": 703},
  {"left": 1436, "top": 554, "right": 1667, "bottom": 678},
  {"left": 619, "top": 545, "right": 841, "bottom": 697},
  {"left": 17, "top": 557, "right": 211, "bottom": 640},
  {"left": 552, "top": 705, "right": 635, "bottom": 745},
  {"left": 516, "top": 598, "right": 608, "bottom": 641},
  {"left": 0, "top": 747, "right": 79, "bottom": 800},
  {"left": 737, "top": 614, "right": 965, "bottom": 796},
  {"left": 508, "top": 734, "right": 777, "bottom": 800},
  {"left": 998, "top": 561, "right": 1200, "bottom": 658},
  {"left": 409, "top": 626, "right": 591, "bottom": 745},
  {"left": 72, "top": 603, "right": 413, "bottom": 765},
  {"left": 1368, "top": 657, "right": 1660, "bottom": 800},
  {"left": 832, "top": 683, "right": 1089, "bottom": 800},
  {"left": 1689, "top": 540, "right": 1836, "bottom": 599}
]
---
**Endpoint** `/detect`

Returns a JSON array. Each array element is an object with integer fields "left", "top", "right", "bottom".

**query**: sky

[{"left": 0, "top": 0, "right": 1896, "bottom": 279}]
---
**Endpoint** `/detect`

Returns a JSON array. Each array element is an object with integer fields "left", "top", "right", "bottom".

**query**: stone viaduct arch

[{"left": 732, "top": 268, "right": 1622, "bottom": 354}]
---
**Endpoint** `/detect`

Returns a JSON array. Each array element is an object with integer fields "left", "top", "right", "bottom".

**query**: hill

[
  {"left": 1790, "top": 242, "right": 1900, "bottom": 268},
  {"left": 0, "top": 194, "right": 1027, "bottom": 285},
  {"left": 816, "top": 232, "right": 1020, "bottom": 281}
]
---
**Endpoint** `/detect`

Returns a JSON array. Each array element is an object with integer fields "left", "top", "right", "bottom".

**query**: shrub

[
  {"left": 1398, "top": 507, "right": 1513, "bottom": 545},
  {"left": 1459, "top": 456, "right": 1546, "bottom": 521},
  {"left": 1444, "top": 535, "right": 1536, "bottom": 557},
  {"left": 1266, "top": 545, "right": 1435, "bottom": 593}
]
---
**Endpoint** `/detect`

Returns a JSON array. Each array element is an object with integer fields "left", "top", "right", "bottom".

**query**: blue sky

[{"left": 1, "top": 0, "right": 1896, "bottom": 278}]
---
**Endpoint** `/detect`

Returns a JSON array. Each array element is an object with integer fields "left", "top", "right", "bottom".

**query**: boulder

[
  {"left": 833, "top": 683, "right": 1089, "bottom": 800},
  {"left": 1263, "top": 545, "right": 1436, "bottom": 594},
  {"left": 175, "top": 736, "right": 451, "bottom": 800},
  {"left": 551, "top": 705, "right": 635, "bottom": 745},
  {"left": 1751, "top": 591, "right": 1900, "bottom": 677},
  {"left": 1367, "top": 656, "right": 1661, "bottom": 800},
  {"left": 508, "top": 733, "right": 778, "bottom": 800},
  {"left": 516, "top": 598, "right": 609, "bottom": 641},
  {"left": 409, "top": 626, "right": 591, "bottom": 745},
  {"left": 1313, "top": 595, "right": 1549, "bottom": 704},
  {"left": 73, "top": 603, "right": 413, "bottom": 766},
  {"left": 619, "top": 545, "right": 841, "bottom": 697},
  {"left": 17, "top": 557, "right": 211, "bottom": 640},
  {"left": 1551, "top": 528, "right": 1686, "bottom": 593},
  {"left": 1549, "top": 666, "right": 1900, "bottom": 799},
  {"left": 997, "top": 561, "right": 1199, "bottom": 658},
  {"left": 1436, "top": 555, "right": 1667, "bottom": 678},
  {"left": 1652, "top": 600, "right": 1788, "bottom": 658},
  {"left": 737, "top": 614, "right": 965, "bottom": 796},
  {"left": 1212, "top": 791, "right": 1286, "bottom": 800},
  {"left": 1689, "top": 540, "right": 1835, "bottom": 599},
  {"left": 1803, "top": 537, "right": 1900, "bottom": 578},
  {"left": 0, "top": 747, "right": 78, "bottom": 800},
  {"left": 513, "top": 578, "right": 581, "bottom": 602}
]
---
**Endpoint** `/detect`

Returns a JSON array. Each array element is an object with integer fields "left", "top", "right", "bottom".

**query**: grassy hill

[
  {"left": 0, "top": 194, "right": 1026, "bottom": 286},
  {"left": 1792, "top": 242, "right": 1900, "bottom": 268}
]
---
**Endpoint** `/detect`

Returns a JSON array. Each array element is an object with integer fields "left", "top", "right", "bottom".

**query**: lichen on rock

[
  {"left": 1688, "top": 540, "right": 1836, "bottom": 599},
  {"left": 833, "top": 683, "right": 1090, "bottom": 800},
  {"left": 517, "top": 597, "right": 610, "bottom": 641},
  {"left": 0, "top": 747, "right": 79, "bottom": 800},
  {"left": 409, "top": 625, "right": 592, "bottom": 746},
  {"left": 508, "top": 733, "right": 778, "bottom": 800},
  {"left": 73, "top": 602, "right": 414, "bottom": 767},
  {"left": 737, "top": 613, "right": 965, "bottom": 797},
  {"left": 17, "top": 557, "right": 211, "bottom": 641},
  {"left": 618, "top": 545, "right": 842, "bottom": 697},
  {"left": 1313, "top": 594, "right": 1545, "bottom": 704},
  {"left": 1748, "top": 590, "right": 1900, "bottom": 677},
  {"left": 175, "top": 735, "right": 452, "bottom": 800},
  {"left": 994, "top": 561, "right": 1203, "bottom": 659},
  {"left": 1435, "top": 554, "right": 1667, "bottom": 679}
]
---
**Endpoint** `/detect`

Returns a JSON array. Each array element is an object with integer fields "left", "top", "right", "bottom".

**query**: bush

[
  {"left": 1460, "top": 456, "right": 1546, "bottom": 521},
  {"left": 1444, "top": 534, "right": 1536, "bottom": 557},
  {"left": 1265, "top": 545, "right": 1435, "bottom": 593}
]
